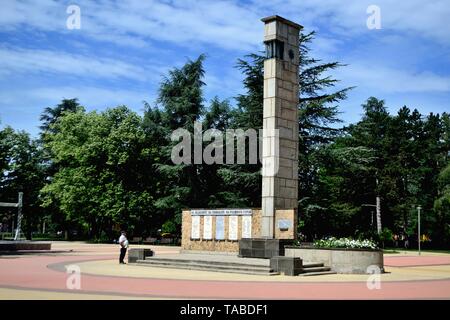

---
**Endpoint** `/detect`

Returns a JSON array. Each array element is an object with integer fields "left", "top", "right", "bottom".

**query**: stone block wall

[{"left": 181, "top": 209, "right": 296, "bottom": 253}]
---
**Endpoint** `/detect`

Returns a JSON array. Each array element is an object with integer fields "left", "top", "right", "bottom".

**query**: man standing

[{"left": 118, "top": 231, "right": 128, "bottom": 264}]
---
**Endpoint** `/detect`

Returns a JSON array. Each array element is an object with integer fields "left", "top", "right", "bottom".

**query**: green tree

[
  {"left": 38, "top": 98, "right": 82, "bottom": 234},
  {"left": 41, "top": 106, "right": 152, "bottom": 239},
  {"left": 327, "top": 98, "right": 450, "bottom": 246},
  {"left": 146, "top": 55, "right": 206, "bottom": 229},
  {"left": 40, "top": 99, "right": 80, "bottom": 132},
  {"left": 0, "top": 127, "right": 45, "bottom": 238},
  {"left": 434, "top": 162, "right": 450, "bottom": 245},
  {"left": 226, "top": 30, "right": 353, "bottom": 229}
]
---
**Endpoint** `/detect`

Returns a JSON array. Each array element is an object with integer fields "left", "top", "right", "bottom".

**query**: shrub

[
  {"left": 314, "top": 237, "right": 378, "bottom": 250},
  {"left": 379, "top": 228, "right": 393, "bottom": 248},
  {"left": 161, "top": 220, "right": 177, "bottom": 234}
]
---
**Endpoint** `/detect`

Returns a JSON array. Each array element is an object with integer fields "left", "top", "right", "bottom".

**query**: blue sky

[{"left": 1, "top": 0, "right": 449, "bottom": 137}]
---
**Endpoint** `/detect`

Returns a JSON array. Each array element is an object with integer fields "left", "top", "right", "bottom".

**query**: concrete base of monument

[
  {"left": 180, "top": 249, "right": 240, "bottom": 255},
  {"left": 0, "top": 240, "right": 51, "bottom": 252},
  {"left": 270, "top": 256, "right": 303, "bottom": 276},
  {"left": 129, "top": 250, "right": 279, "bottom": 275},
  {"left": 285, "top": 246, "right": 384, "bottom": 274},
  {"left": 128, "top": 248, "right": 154, "bottom": 263},
  {"left": 238, "top": 238, "right": 294, "bottom": 259},
  {"left": 127, "top": 250, "right": 334, "bottom": 276}
]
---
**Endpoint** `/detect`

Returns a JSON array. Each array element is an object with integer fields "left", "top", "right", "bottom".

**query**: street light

[
  {"left": 362, "top": 196, "right": 381, "bottom": 234},
  {"left": 362, "top": 204, "right": 375, "bottom": 230},
  {"left": 417, "top": 206, "right": 422, "bottom": 256}
]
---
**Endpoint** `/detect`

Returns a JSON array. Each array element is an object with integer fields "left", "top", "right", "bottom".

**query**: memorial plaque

[
  {"left": 228, "top": 216, "right": 238, "bottom": 240},
  {"left": 242, "top": 215, "right": 252, "bottom": 238},
  {"left": 277, "top": 219, "right": 292, "bottom": 230},
  {"left": 215, "top": 216, "right": 225, "bottom": 240},
  {"left": 203, "top": 215, "right": 212, "bottom": 239},
  {"left": 191, "top": 209, "right": 252, "bottom": 216},
  {"left": 191, "top": 215, "right": 200, "bottom": 239}
]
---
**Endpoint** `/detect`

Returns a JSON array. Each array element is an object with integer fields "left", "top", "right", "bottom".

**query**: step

[
  {"left": 139, "top": 258, "right": 271, "bottom": 271},
  {"left": 143, "top": 257, "right": 269, "bottom": 269},
  {"left": 300, "top": 270, "right": 337, "bottom": 276},
  {"left": 301, "top": 266, "right": 332, "bottom": 273},
  {"left": 138, "top": 259, "right": 271, "bottom": 271},
  {"left": 136, "top": 259, "right": 278, "bottom": 275},
  {"left": 134, "top": 257, "right": 332, "bottom": 276},
  {"left": 302, "top": 263, "right": 325, "bottom": 268},
  {"left": 136, "top": 262, "right": 280, "bottom": 275}
]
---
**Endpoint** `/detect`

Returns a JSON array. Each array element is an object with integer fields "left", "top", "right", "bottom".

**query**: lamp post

[
  {"left": 0, "top": 192, "right": 23, "bottom": 240},
  {"left": 362, "top": 200, "right": 381, "bottom": 234},
  {"left": 417, "top": 206, "right": 421, "bottom": 256}
]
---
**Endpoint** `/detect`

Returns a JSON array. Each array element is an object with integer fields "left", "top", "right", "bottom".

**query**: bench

[
  {"left": 130, "top": 237, "right": 142, "bottom": 244},
  {"left": 143, "top": 237, "right": 157, "bottom": 244}
]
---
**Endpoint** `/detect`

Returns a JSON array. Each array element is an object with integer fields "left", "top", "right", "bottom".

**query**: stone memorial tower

[
  {"left": 179, "top": 16, "right": 302, "bottom": 258},
  {"left": 261, "top": 16, "right": 301, "bottom": 238},
  {"left": 238, "top": 16, "right": 302, "bottom": 258}
]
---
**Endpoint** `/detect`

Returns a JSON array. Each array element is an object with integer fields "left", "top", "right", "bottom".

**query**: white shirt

[{"left": 119, "top": 235, "right": 128, "bottom": 248}]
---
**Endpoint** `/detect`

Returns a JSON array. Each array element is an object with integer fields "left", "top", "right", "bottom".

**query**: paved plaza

[{"left": 0, "top": 242, "right": 449, "bottom": 299}]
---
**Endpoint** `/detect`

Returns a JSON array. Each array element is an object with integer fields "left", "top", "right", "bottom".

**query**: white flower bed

[{"left": 314, "top": 237, "right": 378, "bottom": 250}]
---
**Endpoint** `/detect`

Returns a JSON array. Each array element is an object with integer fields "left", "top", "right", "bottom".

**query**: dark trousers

[{"left": 119, "top": 247, "right": 127, "bottom": 263}]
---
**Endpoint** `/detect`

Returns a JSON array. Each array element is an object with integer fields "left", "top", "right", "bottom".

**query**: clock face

[{"left": 288, "top": 49, "right": 295, "bottom": 60}]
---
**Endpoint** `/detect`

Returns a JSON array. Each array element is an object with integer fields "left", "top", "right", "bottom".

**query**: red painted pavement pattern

[
  {"left": 384, "top": 255, "right": 450, "bottom": 267},
  {"left": 1, "top": 254, "right": 450, "bottom": 299}
]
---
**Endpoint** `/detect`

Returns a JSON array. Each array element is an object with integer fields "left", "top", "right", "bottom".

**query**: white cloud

[
  {"left": 272, "top": 0, "right": 450, "bottom": 46},
  {"left": 27, "top": 85, "right": 154, "bottom": 110},
  {"left": 0, "top": 0, "right": 62, "bottom": 31},
  {"left": 0, "top": 46, "right": 161, "bottom": 81},
  {"left": 84, "top": 0, "right": 263, "bottom": 51},
  {"left": 204, "top": 69, "right": 245, "bottom": 101},
  {"left": 337, "top": 62, "right": 450, "bottom": 93},
  {"left": 1, "top": 0, "right": 449, "bottom": 125},
  {"left": 0, "top": 85, "right": 154, "bottom": 114},
  {"left": 0, "top": 85, "right": 154, "bottom": 136},
  {"left": 2, "top": 0, "right": 450, "bottom": 52},
  {"left": 0, "top": 0, "right": 262, "bottom": 51}
]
